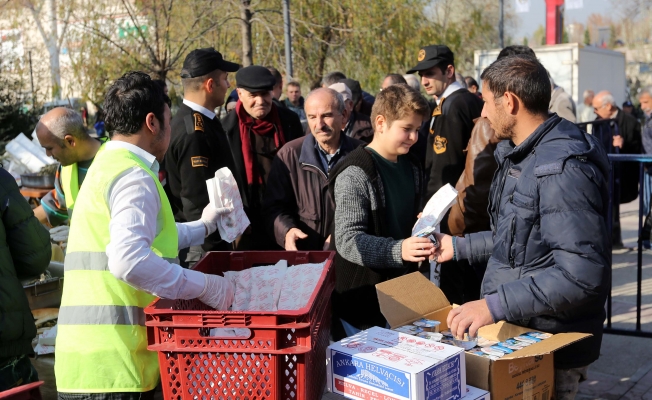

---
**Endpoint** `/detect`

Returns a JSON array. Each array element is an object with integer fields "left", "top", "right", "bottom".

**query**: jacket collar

[
  {"left": 299, "top": 132, "right": 356, "bottom": 170},
  {"left": 496, "top": 113, "right": 610, "bottom": 178}
]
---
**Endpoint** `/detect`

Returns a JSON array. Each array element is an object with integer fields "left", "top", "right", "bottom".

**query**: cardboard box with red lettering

[
  {"left": 326, "top": 326, "right": 466, "bottom": 400},
  {"left": 374, "top": 272, "right": 591, "bottom": 400}
]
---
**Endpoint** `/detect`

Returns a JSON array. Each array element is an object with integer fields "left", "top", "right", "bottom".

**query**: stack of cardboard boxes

[{"left": 326, "top": 272, "right": 590, "bottom": 400}]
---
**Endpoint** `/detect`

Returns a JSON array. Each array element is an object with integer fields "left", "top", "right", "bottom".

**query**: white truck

[{"left": 473, "top": 43, "right": 627, "bottom": 109}]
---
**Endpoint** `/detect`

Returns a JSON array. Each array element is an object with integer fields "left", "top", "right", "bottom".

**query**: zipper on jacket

[
  {"left": 509, "top": 215, "right": 516, "bottom": 268},
  {"left": 301, "top": 162, "right": 328, "bottom": 180},
  {"left": 300, "top": 162, "right": 328, "bottom": 239}
]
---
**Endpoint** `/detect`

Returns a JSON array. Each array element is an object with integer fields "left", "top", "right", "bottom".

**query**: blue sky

[{"left": 513, "top": 0, "right": 615, "bottom": 41}]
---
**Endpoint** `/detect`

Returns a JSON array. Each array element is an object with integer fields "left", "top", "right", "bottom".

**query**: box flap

[
  {"left": 477, "top": 321, "right": 533, "bottom": 341},
  {"left": 376, "top": 272, "right": 450, "bottom": 328},
  {"left": 502, "top": 332, "right": 592, "bottom": 360}
]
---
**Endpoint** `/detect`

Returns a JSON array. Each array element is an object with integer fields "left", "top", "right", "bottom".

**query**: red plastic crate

[
  {"left": 145, "top": 251, "right": 335, "bottom": 400},
  {"left": 0, "top": 381, "right": 43, "bottom": 400}
]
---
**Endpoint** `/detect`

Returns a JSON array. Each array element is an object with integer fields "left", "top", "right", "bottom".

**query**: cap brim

[
  {"left": 237, "top": 85, "right": 274, "bottom": 93},
  {"left": 406, "top": 59, "right": 446, "bottom": 74},
  {"left": 406, "top": 58, "right": 453, "bottom": 74},
  {"left": 217, "top": 59, "right": 240, "bottom": 73}
]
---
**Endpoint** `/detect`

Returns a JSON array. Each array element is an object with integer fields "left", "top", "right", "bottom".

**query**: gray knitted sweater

[{"left": 333, "top": 165, "right": 405, "bottom": 269}]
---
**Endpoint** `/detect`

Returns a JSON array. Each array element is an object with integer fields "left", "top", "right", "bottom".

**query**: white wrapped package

[
  {"left": 34, "top": 324, "right": 57, "bottom": 355},
  {"left": 206, "top": 167, "right": 250, "bottom": 243},
  {"left": 277, "top": 262, "right": 326, "bottom": 310},
  {"left": 412, "top": 183, "right": 458, "bottom": 236},
  {"left": 226, "top": 260, "right": 287, "bottom": 311}
]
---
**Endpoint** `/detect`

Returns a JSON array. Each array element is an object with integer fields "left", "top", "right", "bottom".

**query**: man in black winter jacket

[
  {"left": 435, "top": 55, "right": 611, "bottom": 400},
  {"left": 0, "top": 167, "right": 51, "bottom": 390}
]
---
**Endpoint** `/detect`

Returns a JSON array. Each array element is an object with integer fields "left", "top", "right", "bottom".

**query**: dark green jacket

[{"left": 0, "top": 167, "right": 51, "bottom": 358}]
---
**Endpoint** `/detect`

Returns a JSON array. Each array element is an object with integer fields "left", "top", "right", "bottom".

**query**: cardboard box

[
  {"left": 327, "top": 326, "right": 466, "bottom": 400},
  {"left": 464, "top": 385, "right": 490, "bottom": 400},
  {"left": 375, "top": 272, "right": 591, "bottom": 400}
]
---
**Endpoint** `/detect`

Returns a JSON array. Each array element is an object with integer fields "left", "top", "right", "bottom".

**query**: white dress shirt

[
  {"left": 436, "top": 81, "right": 463, "bottom": 105},
  {"left": 104, "top": 141, "right": 207, "bottom": 300},
  {"left": 183, "top": 99, "right": 216, "bottom": 119}
]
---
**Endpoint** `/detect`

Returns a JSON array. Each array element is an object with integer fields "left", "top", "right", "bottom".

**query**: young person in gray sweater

[{"left": 328, "top": 84, "right": 434, "bottom": 340}]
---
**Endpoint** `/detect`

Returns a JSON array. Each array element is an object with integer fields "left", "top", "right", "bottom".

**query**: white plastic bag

[{"left": 206, "top": 167, "right": 250, "bottom": 242}]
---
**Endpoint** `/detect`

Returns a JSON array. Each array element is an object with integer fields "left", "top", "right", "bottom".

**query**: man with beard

[
  {"left": 434, "top": 55, "right": 610, "bottom": 400},
  {"left": 221, "top": 65, "right": 303, "bottom": 249}
]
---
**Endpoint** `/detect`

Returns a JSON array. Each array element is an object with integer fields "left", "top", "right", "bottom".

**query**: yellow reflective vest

[{"left": 55, "top": 146, "right": 178, "bottom": 393}]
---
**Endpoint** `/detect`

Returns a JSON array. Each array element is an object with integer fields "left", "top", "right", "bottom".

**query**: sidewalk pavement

[{"left": 576, "top": 200, "right": 652, "bottom": 400}]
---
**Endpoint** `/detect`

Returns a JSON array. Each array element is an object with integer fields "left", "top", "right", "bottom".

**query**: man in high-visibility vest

[
  {"left": 34, "top": 107, "right": 107, "bottom": 226},
  {"left": 55, "top": 71, "right": 235, "bottom": 400}
]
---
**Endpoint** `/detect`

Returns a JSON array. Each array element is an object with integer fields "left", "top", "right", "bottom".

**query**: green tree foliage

[
  {"left": 33, "top": 0, "right": 509, "bottom": 102},
  {"left": 532, "top": 25, "right": 546, "bottom": 46},
  {"left": 583, "top": 28, "right": 591, "bottom": 45}
]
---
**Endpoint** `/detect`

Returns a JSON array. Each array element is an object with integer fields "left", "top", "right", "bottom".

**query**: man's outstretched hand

[
  {"left": 285, "top": 228, "right": 308, "bottom": 251},
  {"left": 433, "top": 233, "right": 454, "bottom": 263}
]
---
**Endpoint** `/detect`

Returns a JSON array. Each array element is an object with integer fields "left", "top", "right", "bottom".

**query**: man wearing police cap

[
  {"left": 408, "top": 45, "right": 483, "bottom": 305},
  {"left": 222, "top": 65, "right": 303, "bottom": 250},
  {"left": 408, "top": 45, "right": 482, "bottom": 199},
  {"left": 165, "top": 48, "right": 239, "bottom": 266}
]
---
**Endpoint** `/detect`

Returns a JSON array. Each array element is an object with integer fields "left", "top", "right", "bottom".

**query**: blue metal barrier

[
  {"left": 577, "top": 119, "right": 652, "bottom": 337},
  {"left": 604, "top": 154, "right": 652, "bottom": 338}
]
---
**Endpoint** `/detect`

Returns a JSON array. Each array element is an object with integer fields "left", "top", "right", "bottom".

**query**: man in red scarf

[{"left": 222, "top": 65, "right": 304, "bottom": 249}]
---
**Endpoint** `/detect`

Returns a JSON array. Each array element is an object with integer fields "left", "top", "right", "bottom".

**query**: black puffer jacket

[
  {"left": 0, "top": 167, "right": 51, "bottom": 358},
  {"left": 465, "top": 115, "right": 611, "bottom": 369}
]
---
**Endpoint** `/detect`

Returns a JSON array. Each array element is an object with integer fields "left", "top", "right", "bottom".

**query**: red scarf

[{"left": 236, "top": 100, "right": 286, "bottom": 185}]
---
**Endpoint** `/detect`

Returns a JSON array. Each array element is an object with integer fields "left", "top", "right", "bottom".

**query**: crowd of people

[{"left": 6, "top": 41, "right": 652, "bottom": 400}]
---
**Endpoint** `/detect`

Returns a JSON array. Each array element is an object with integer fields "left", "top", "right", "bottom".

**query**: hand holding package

[
  {"left": 206, "top": 167, "right": 250, "bottom": 242},
  {"left": 201, "top": 203, "right": 234, "bottom": 236}
]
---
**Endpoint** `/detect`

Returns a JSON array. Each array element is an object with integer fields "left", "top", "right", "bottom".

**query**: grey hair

[
  {"left": 600, "top": 93, "right": 616, "bottom": 107},
  {"left": 321, "top": 71, "right": 346, "bottom": 87},
  {"left": 45, "top": 108, "right": 88, "bottom": 140},
  {"left": 403, "top": 74, "right": 421, "bottom": 92},
  {"left": 583, "top": 89, "right": 595, "bottom": 100},
  {"left": 639, "top": 86, "right": 652, "bottom": 98},
  {"left": 305, "top": 87, "right": 345, "bottom": 114}
]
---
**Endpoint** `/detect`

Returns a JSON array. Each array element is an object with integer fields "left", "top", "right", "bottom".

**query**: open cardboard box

[{"left": 376, "top": 272, "right": 591, "bottom": 400}]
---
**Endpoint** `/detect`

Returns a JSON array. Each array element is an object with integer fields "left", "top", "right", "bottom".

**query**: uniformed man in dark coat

[
  {"left": 407, "top": 45, "right": 483, "bottom": 305},
  {"left": 407, "top": 45, "right": 483, "bottom": 201},
  {"left": 164, "top": 48, "right": 239, "bottom": 267},
  {"left": 221, "top": 65, "right": 304, "bottom": 250}
]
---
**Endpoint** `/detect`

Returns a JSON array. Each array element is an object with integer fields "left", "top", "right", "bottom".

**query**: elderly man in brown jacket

[{"left": 263, "top": 88, "right": 363, "bottom": 250}]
